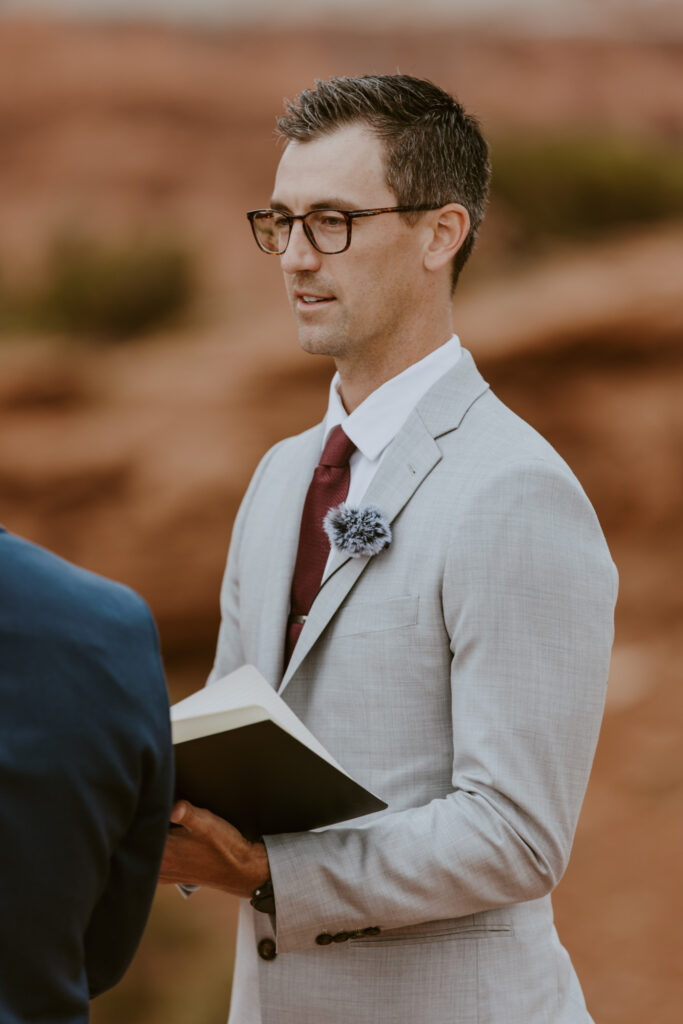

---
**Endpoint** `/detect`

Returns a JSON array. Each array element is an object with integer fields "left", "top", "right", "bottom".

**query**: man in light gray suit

[{"left": 160, "top": 75, "right": 617, "bottom": 1023}]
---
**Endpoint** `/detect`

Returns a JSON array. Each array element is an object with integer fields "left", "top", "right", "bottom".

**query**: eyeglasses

[{"left": 246, "top": 205, "right": 440, "bottom": 255}]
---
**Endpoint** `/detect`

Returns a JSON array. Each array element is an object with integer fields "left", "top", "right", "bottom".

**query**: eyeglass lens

[{"left": 252, "top": 211, "right": 349, "bottom": 254}]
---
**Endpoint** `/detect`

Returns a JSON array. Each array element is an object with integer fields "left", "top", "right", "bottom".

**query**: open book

[{"left": 171, "top": 665, "right": 387, "bottom": 841}]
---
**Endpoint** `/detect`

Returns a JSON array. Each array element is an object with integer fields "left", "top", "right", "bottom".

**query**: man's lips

[{"left": 294, "top": 290, "right": 336, "bottom": 307}]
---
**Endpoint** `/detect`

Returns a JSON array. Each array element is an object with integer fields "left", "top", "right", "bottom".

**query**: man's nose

[{"left": 280, "top": 220, "right": 322, "bottom": 274}]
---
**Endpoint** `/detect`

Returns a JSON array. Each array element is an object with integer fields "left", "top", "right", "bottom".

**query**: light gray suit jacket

[{"left": 210, "top": 349, "right": 617, "bottom": 1024}]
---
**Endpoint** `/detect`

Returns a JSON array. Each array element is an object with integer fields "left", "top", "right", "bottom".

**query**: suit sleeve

[
  {"left": 84, "top": 597, "right": 174, "bottom": 997},
  {"left": 0, "top": 584, "right": 172, "bottom": 1014},
  {"left": 207, "top": 440, "right": 288, "bottom": 685},
  {"left": 263, "top": 460, "right": 618, "bottom": 953}
]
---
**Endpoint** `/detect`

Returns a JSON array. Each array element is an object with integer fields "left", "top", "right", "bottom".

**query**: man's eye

[{"left": 316, "top": 213, "right": 346, "bottom": 229}]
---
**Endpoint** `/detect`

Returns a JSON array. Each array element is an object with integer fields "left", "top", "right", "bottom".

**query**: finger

[{"left": 159, "top": 833, "right": 199, "bottom": 880}]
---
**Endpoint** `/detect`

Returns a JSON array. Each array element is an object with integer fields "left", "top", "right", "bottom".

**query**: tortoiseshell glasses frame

[{"left": 246, "top": 205, "right": 440, "bottom": 255}]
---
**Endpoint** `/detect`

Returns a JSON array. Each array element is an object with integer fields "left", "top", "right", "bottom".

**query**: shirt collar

[{"left": 323, "top": 334, "right": 462, "bottom": 461}]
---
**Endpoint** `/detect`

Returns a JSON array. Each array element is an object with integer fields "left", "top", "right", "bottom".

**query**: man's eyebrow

[{"left": 268, "top": 197, "right": 361, "bottom": 212}]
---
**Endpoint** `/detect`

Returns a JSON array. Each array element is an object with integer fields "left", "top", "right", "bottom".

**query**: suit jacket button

[
  {"left": 257, "top": 938, "right": 277, "bottom": 961},
  {"left": 332, "top": 931, "right": 349, "bottom": 943},
  {"left": 315, "top": 932, "right": 333, "bottom": 945}
]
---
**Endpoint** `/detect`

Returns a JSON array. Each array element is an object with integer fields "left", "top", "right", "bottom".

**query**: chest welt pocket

[{"left": 331, "top": 594, "right": 419, "bottom": 639}]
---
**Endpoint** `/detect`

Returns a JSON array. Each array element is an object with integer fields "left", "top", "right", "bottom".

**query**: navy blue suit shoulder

[{"left": 0, "top": 529, "right": 173, "bottom": 1022}]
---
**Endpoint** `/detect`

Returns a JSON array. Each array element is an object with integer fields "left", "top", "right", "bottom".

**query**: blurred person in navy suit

[{"left": 0, "top": 527, "right": 173, "bottom": 1022}]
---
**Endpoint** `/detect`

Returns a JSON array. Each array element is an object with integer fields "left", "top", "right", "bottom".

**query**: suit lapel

[
  {"left": 256, "top": 425, "right": 324, "bottom": 688},
  {"left": 279, "top": 418, "right": 442, "bottom": 692},
  {"left": 278, "top": 348, "right": 489, "bottom": 693}
]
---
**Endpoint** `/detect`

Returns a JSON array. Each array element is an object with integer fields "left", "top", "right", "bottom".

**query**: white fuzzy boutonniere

[{"left": 323, "top": 503, "right": 392, "bottom": 559}]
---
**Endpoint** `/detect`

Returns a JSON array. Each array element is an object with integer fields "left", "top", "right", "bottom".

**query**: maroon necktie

[{"left": 285, "top": 425, "right": 356, "bottom": 664}]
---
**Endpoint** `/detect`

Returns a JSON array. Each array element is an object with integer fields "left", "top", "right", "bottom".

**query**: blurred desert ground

[{"left": 0, "top": 8, "right": 682, "bottom": 1023}]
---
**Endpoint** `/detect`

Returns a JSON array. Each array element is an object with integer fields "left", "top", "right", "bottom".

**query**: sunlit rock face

[{"left": 0, "top": 23, "right": 681, "bottom": 1020}]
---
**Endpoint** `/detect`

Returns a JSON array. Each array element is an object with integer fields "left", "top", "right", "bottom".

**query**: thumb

[
  {"left": 169, "top": 800, "right": 193, "bottom": 827},
  {"left": 169, "top": 800, "right": 213, "bottom": 833}
]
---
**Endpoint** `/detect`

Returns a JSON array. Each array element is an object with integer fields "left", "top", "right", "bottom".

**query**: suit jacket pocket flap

[
  {"left": 349, "top": 914, "right": 513, "bottom": 947},
  {"left": 330, "top": 594, "right": 419, "bottom": 639}
]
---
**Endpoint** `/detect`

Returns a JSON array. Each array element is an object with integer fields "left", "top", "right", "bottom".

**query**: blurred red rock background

[{"left": 0, "top": 9, "right": 681, "bottom": 1023}]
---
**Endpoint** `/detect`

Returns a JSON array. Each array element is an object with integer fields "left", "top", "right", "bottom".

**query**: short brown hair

[{"left": 276, "top": 74, "right": 491, "bottom": 292}]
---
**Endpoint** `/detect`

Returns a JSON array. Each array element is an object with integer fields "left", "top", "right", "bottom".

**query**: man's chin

[{"left": 297, "top": 327, "right": 344, "bottom": 359}]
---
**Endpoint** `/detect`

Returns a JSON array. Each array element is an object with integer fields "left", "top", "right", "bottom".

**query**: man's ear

[{"left": 423, "top": 204, "right": 470, "bottom": 274}]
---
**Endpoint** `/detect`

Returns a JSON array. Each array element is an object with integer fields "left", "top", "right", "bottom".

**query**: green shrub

[
  {"left": 0, "top": 270, "right": 23, "bottom": 333},
  {"left": 490, "top": 135, "right": 683, "bottom": 245},
  {"left": 27, "top": 234, "right": 195, "bottom": 340}
]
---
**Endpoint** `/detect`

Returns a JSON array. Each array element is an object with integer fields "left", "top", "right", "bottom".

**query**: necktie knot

[{"left": 319, "top": 425, "right": 356, "bottom": 468}]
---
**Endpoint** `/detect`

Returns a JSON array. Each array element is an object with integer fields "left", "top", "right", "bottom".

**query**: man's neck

[{"left": 336, "top": 327, "right": 454, "bottom": 413}]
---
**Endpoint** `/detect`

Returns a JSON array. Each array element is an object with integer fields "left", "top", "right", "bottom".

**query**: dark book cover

[
  {"left": 174, "top": 719, "right": 386, "bottom": 841},
  {"left": 171, "top": 666, "right": 386, "bottom": 841}
]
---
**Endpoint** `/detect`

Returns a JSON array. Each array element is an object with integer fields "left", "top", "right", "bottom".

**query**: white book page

[{"left": 171, "top": 664, "right": 350, "bottom": 778}]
